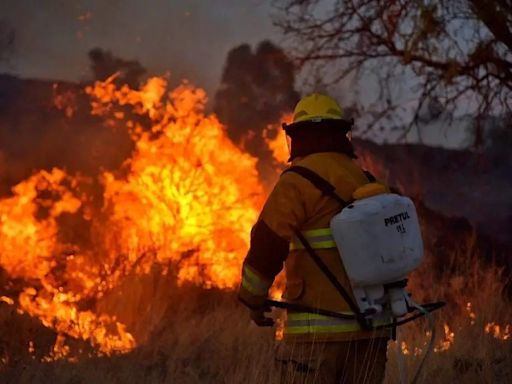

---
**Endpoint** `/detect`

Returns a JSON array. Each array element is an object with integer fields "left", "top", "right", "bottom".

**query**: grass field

[{"left": 0, "top": 248, "right": 510, "bottom": 384}]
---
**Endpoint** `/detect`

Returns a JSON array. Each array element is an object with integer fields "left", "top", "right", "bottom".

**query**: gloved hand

[
  {"left": 238, "top": 281, "right": 274, "bottom": 327},
  {"left": 249, "top": 304, "right": 274, "bottom": 327}
]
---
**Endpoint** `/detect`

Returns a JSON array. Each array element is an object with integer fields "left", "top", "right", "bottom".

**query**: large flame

[
  {"left": 0, "top": 75, "right": 264, "bottom": 356},
  {"left": 89, "top": 76, "right": 264, "bottom": 288}
]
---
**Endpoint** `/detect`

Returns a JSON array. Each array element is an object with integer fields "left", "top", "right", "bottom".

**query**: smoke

[
  {"left": 0, "top": 72, "right": 134, "bottom": 197},
  {"left": 214, "top": 40, "right": 300, "bottom": 184},
  {"left": 88, "top": 48, "right": 146, "bottom": 87},
  {"left": 0, "top": 20, "right": 15, "bottom": 62},
  {"left": 0, "top": 0, "right": 277, "bottom": 95}
]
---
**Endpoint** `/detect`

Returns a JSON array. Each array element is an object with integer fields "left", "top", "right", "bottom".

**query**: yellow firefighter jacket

[{"left": 239, "top": 152, "right": 391, "bottom": 342}]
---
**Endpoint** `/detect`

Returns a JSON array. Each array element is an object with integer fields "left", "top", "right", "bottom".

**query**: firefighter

[{"left": 238, "top": 94, "right": 390, "bottom": 384}]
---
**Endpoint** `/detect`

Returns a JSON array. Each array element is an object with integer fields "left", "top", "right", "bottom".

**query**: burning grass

[
  {"left": 0, "top": 75, "right": 263, "bottom": 355},
  {"left": 384, "top": 246, "right": 512, "bottom": 383},
  {"left": 0, "top": 250, "right": 511, "bottom": 383}
]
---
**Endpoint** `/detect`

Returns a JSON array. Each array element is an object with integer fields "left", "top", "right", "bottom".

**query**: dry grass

[{"left": 0, "top": 249, "right": 511, "bottom": 384}]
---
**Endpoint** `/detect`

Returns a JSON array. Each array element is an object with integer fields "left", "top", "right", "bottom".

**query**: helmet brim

[{"left": 283, "top": 118, "right": 354, "bottom": 134}]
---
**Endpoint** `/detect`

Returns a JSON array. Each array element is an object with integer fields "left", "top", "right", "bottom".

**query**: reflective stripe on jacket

[
  {"left": 241, "top": 264, "right": 272, "bottom": 296},
  {"left": 286, "top": 312, "right": 359, "bottom": 334},
  {"left": 285, "top": 312, "right": 391, "bottom": 336},
  {"left": 290, "top": 228, "right": 336, "bottom": 251}
]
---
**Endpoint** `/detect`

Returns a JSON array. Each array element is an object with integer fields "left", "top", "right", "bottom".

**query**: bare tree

[{"left": 274, "top": 0, "right": 512, "bottom": 144}]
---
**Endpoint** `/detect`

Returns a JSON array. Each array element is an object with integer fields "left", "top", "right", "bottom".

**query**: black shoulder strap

[
  {"left": 363, "top": 170, "right": 376, "bottom": 182},
  {"left": 283, "top": 166, "right": 349, "bottom": 207},
  {"left": 293, "top": 228, "right": 372, "bottom": 329}
]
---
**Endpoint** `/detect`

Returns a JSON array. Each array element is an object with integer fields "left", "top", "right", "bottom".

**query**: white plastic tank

[{"left": 330, "top": 193, "right": 424, "bottom": 316}]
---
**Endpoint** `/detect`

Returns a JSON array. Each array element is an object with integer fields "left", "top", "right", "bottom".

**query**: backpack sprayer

[{"left": 266, "top": 166, "right": 445, "bottom": 384}]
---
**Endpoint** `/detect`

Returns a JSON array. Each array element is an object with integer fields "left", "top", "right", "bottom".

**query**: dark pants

[{"left": 276, "top": 338, "right": 389, "bottom": 384}]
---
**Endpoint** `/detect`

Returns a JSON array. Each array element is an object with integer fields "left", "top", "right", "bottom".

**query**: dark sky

[
  {"left": 0, "top": 0, "right": 278, "bottom": 94},
  {"left": 0, "top": 0, "right": 469, "bottom": 147}
]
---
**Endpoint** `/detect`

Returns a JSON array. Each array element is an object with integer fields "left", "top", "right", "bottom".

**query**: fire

[
  {"left": 53, "top": 83, "right": 77, "bottom": 118},
  {"left": 89, "top": 76, "right": 264, "bottom": 288},
  {"left": 0, "top": 169, "right": 81, "bottom": 281},
  {"left": 264, "top": 113, "right": 292, "bottom": 165},
  {"left": 465, "top": 301, "right": 476, "bottom": 325},
  {"left": 42, "top": 335, "right": 71, "bottom": 362},
  {"left": 0, "top": 75, "right": 265, "bottom": 356},
  {"left": 2, "top": 73, "right": 509, "bottom": 362},
  {"left": 264, "top": 121, "right": 290, "bottom": 165},
  {"left": 485, "top": 322, "right": 511, "bottom": 341},
  {"left": 434, "top": 323, "right": 455, "bottom": 352},
  {"left": 400, "top": 341, "right": 410, "bottom": 355},
  {"left": 0, "top": 296, "right": 13, "bottom": 305}
]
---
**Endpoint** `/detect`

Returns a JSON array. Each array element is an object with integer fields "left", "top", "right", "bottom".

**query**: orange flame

[
  {"left": 485, "top": 322, "right": 511, "bottom": 341},
  {"left": 263, "top": 113, "right": 292, "bottom": 165},
  {"left": 90, "top": 76, "right": 264, "bottom": 288},
  {"left": 434, "top": 323, "right": 455, "bottom": 352},
  {"left": 0, "top": 76, "right": 265, "bottom": 356},
  {"left": 0, "top": 169, "right": 81, "bottom": 280}
]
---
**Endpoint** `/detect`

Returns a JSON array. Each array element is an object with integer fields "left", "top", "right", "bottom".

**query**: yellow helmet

[{"left": 292, "top": 93, "right": 344, "bottom": 123}]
